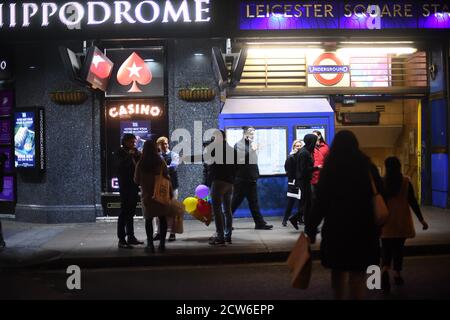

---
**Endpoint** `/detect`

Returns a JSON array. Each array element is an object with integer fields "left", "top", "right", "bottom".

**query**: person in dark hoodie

[
  {"left": 205, "top": 130, "right": 238, "bottom": 245},
  {"left": 231, "top": 126, "right": 273, "bottom": 230},
  {"left": 288, "top": 134, "right": 320, "bottom": 230}
]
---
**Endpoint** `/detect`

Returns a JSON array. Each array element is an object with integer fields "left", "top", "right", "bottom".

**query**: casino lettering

[{"left": 0, "top": 0, "right": 211, "bottom": 28}]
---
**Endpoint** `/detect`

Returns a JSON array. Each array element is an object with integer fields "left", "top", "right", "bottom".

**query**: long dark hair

[
  {"left": 318, "top": 130, "right": 371, "bottom": 200},
  {"left": 312, "top": 130, "right": 326, "bottom": 145},
  {"left": 384, "top": 156, "right": 403, "bottom": 199},
  {"left": 137, "top": 140, "right": 162, "bottom": 173}
]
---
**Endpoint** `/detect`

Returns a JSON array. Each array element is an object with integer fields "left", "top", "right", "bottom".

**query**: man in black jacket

[
  {"left": 206, "top": 130, "right": 238, "bottom": 245},
  {"left": 231, "top": 126, "right": 273, "bottom": 230},
  {"left": 289, "top": 134, "right": 319, "bottom": 230},
  {"left": 116, "top": 134, "right": 144, "bottom": 248}
]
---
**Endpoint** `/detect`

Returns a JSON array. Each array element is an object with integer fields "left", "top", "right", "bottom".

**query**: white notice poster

[{"left": 225, "top": 127, "right": 287, "bottom": 176}]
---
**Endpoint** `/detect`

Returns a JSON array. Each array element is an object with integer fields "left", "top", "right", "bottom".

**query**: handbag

[
  {"left": 370, "top": 174, "right": 389, "bottom": 226},
  {"left": 152, "top": 163, "right": 171, "bottom": 205},
  {"left": 170, "top": 199, "right": 185, "bottom": 234},
  {"left": 287, "top": 232, "right": 312, "bottom": 289}
]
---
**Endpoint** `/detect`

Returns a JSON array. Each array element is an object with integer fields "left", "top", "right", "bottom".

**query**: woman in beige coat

[
  {"left": 134, "top": 140, "right": 172, "bottom": 253},
  {"left": 381, "top": 156, "right": 429, "bottom": 292}
]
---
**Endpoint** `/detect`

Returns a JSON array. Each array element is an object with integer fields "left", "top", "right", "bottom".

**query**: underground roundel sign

[{"left": 307, "top": 52, "right": 350, "bottom": 87}]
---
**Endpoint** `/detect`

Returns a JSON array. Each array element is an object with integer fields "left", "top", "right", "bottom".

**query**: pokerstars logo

[
  {"left": 117, "top": 52, "right": 152, "bottom": 93},
  {"left": 308, "top": 53, "right": 350, "bottom": 86},
  {"left": 90, "top": 53, "right": 113, "bottom": 79}
]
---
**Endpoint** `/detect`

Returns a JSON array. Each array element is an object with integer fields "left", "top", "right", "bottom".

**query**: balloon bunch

[{"left": 182, "top": 185, "right": 213, "bottom": 226}]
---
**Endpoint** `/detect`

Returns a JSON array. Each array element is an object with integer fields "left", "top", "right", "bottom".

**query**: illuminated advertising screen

[
  {"left": 14, "top": 111, "right": 35, "bottom": 168},
  {"left": 120, "top": 120, "right": 152, "bottom": 152},
  {"left": 14, "top": 108, "right": 45, "bottom": 171},
  {"left": 226, "top": 126, "right": 288, "bottom": 176},
  {"left": 296, "top": 125, "right": 326, "bottom": 142},
  {"left": 0, "top": 176, "right": 15, "bottom": 202}
]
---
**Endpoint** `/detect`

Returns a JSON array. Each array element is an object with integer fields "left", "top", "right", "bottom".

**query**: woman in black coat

[
  {"left": 289, "top": 134, "right": 319, "bottom": 229},
  {"left": 305, "top": 130, "right": 383, "bottom": 300},
  {"left": 282, "top": 140, "right": 303, "bottom": 226}
]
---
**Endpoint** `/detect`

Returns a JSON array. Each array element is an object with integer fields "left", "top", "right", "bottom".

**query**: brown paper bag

[{"left": 287, "top": 232, "right": 312, "bottom": 289}]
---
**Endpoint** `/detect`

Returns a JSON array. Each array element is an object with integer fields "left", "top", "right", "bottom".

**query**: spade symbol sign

[{"left": 117, "top": 52, "right": 152, "bottom": 93}]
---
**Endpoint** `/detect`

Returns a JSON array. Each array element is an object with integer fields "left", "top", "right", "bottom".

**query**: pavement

[{"left": 0, "top": 206, "right": 450, "bottom": 270}]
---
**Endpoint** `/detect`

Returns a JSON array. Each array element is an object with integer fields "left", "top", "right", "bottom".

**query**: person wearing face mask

[
  {"left": 288, "top": 134, "right": 320, "bottom": 230},
  {"left": 231, "top": 126, "right": 273, "bottom": 230}
]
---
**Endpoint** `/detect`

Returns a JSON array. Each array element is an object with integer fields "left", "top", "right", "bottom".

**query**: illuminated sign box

[
  {"left": 240, "top": 1, "right": 450, "bottom": 30},
  {"left": 14, "top": 107, "right": 45, "bottom": 172}
]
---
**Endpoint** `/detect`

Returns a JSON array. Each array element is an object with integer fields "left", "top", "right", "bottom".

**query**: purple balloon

[{"left": 195, "top": 185, "right": 210, "bottom": 199}]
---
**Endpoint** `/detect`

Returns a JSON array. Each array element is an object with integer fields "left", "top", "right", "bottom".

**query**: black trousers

[
  {"left": 231, "top": 180, "right": 266, "bottom": 226},
  {"left": 382, "top": 238, "right": 406, "bottom": 272},
  {"left": 283, "top": 197, "right": 300, "bottom": 223},
  {"left": 145, "top": 217, "right": 167, "bottom": 245},
  {"left": 117, "top": 192, "right": 138, "bottom": 241},
  {"left": 0, "top": 220, "right": 3, "bottom": 242}
]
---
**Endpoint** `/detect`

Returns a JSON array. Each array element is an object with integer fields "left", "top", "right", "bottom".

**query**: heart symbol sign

[{"left": 117, "top": 52, "right": 152, "bottom": 93}]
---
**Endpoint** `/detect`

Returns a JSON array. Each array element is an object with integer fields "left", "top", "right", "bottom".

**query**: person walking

[
  {"left": 311, "top": 130, "right": 329, "bottom": 196},
  {"left": 231, "top": 126, "right": 273, "bottom": 230},
  {"left": 0, "top": 152, "right": 7, "bottom": 249},
  {"left": 153, "top": 136, "right": 180, "bottom": 242},
  {"left": 282, "top": 140, "right": 303, "bottom": 227},
  {"left": 380, "top": 156, "right": 429, "bottom": 293},
  {"left": 116, "top": 134, "right": 144, "bottom": 249},
  {"left": 305, "top": 130, "right": 383, "bottom": 300},
  {"left": 134, "top": 140, "right": 173, "bottom": 253},
  {"left": 205, "top": 130, "right": 237, "bottom": 245},
  {"left": 288, "top": 134, "right": 319, "bottom": 230}
]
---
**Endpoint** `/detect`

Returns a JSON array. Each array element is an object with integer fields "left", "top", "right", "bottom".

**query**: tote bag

[
  {"left": 287, "top": 232, "right": 312, "bottom": 289},
  {"left": 152, "top": 164, "right": 171, "bottom": 205}
]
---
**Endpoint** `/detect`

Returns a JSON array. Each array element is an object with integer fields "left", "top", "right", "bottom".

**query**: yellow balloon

[{"left": 183, "top": 197, "right": 198, "bottom": 213}]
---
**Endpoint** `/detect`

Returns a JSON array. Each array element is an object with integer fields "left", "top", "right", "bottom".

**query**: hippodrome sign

[{"left": 307, "top": 52, "right": 350, "bottom": 87}]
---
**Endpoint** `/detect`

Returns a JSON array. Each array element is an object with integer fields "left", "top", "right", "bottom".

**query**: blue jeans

[{"left": 211, "top": 180, "right": 233, "bottom": 241}]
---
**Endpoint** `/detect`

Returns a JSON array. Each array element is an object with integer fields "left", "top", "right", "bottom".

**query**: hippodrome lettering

[{"left": 0, "top": 0, "right": 211, "bottom": 28}]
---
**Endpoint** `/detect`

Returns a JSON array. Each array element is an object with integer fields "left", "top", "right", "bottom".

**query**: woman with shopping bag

[
  {"left": 134, "top": 140, "right": 174, "bottom": 253},
  {"left": 305, "top": 130, "right": 385, "bottom": 300}
]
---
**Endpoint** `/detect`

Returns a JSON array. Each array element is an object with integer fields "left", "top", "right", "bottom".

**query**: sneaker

[
  {"left": 153, "top": 233, "right": 161, "bottom": 241},
  {"left": 381, "top": 271, "right": 391, "bottom": 293},
  {"left": 209, "top": 237, "right": 226, "bottom": 246},
  {"left": 298, "top": 217, "right": 305, "bottom": 225},
  {"left": 168, "top": 233, "right": 176, "bottom": 242},
  {"left": 282, "top": 221, "right": 287, "bottom": 227},
  {"left": 127, "top": 236, "right": 144, "bottom": 245},
  {"left": 394, "top": 276, "right": 405, "bottom": 286},
  {"left": 225, "top": 237, "right": 232, "bottom": 244},
  {"left": 118, "top": 240, "right": 133, "bottom": 249},
  {"left": 288, "top": 217, "right": 299, "bottom": 230}
]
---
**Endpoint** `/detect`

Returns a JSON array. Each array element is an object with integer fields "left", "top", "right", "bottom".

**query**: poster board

[{"left": 225, "top": 126, "right": 288, "bottom": 176}]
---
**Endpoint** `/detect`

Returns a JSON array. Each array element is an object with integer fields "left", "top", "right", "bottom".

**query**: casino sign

[{"left": 307, "top": 52, "right": 350, "bottom": 87}]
